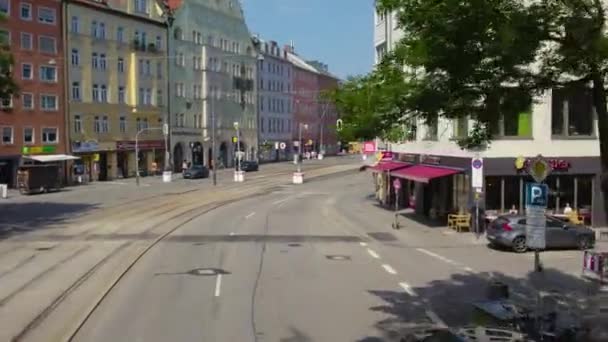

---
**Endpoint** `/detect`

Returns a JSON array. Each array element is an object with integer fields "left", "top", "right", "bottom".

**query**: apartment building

[
  {"left": 66, "top": 0, "right": 167, "bottom": 181},
  {"left": 373, "top": 7, "right": 604, "bottom": 226},
  {"left": 0, "top": 0, "right": 67, "bottom": 187},
  {"left": 168, "top": 0, "right": 258, "bottom": 169},
  {"left": 253, "top": 37, "right": 293, "bottom": 162}
]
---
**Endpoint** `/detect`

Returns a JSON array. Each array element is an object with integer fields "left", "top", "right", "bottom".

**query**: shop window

[
  {"left": 485, "top": 176, "right": 501, "bottom": 210},
  {"left": 545, "top": 175, "right": 558, "bottom": 212},
  {"left": 503, "top": 177, "right": 521, "bottom": 213},
  {"left": 558, "top": 176, "right": 575, "bottom": 213},
  {"left": 576, "top": 176, "right": 593, "bottom": 210},
  {"left": 551, "top": 85, "right": 595, "bottom": 137}
]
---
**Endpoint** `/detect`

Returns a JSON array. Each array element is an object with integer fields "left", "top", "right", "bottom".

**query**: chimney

[{"left": 290, "top": 39, "right": 295, "bottom": 51}]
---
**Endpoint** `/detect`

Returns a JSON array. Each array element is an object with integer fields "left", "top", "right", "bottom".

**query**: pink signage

[{"left": 363, "top": 141, "right": 376, "bottom": 153}]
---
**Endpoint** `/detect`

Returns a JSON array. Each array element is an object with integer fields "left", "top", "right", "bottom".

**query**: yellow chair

[{"left": 448, "top": 214, "right": 471, "bottom": 232}]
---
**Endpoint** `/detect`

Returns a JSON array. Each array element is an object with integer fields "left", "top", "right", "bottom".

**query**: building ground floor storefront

[
  {"left": 371, "top": 153, "right": 605, "bottom": 227},
  {"left": 0, "top": 145, "right": 71, "bottom": 188},
  {"left": 72, "top": 140, "right": 166, "bottom": 182}
]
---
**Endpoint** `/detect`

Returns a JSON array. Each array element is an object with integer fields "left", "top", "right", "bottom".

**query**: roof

[{"left": 286, "top": 52, "right": 319, "bottom": 74}]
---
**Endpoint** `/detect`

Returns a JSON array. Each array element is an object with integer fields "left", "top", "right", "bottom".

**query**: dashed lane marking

[
  {"left": 367, "top": 248, "right": 380, "bottom": 259},
  {"left": 359, "top": 242, "right": 367, "bottom": 247},
  {"left": 399, "top": 282, "right": 417, "bottom": 297},
  {"left": 382, "top": 264, "right": 397, "bottom": 275},
  {"left": 214, "top": 274, "right": 222, "bottom": 297},
  {"left": 245, "top": 212, "right": 256, "bottom": 219}
]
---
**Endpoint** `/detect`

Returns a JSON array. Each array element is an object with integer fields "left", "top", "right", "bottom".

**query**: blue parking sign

[{"left": 525, "top": 183, "right": 549, "bottom": 208}]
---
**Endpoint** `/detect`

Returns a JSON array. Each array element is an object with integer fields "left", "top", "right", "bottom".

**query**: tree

[
  {"left": 356, "top": 0, "right": 608, "bottom": 220},
  {"left": 0, "top": 14, "right": 18, "bottom": 101}
]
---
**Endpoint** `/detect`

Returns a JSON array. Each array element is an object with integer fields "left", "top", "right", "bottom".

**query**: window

[
  {"left": 102, "top": 116, "right": 109, "bottom": 133},
  {"left": 260, "top": 118, "right": 264, "bottom": 133},
  {"left": 136, "top": 118, "right": 142, "bottom": 131},
  {"left": 138, "top": 87, "right": 144, "bottom": 105},
  {"left": 41, "top": 128, "right": 58, "bottom": 143},
  {"left": 117, "top": 58, "right": 124, "bottom": 72},
  {"left": 156, "top": 90, "right": 163, "bottom": 106},
  {"left": 92, "top": 53, "right": 99, "bottom": 69},
  {"left": 145, "top": 88, "right": 152, "bottom": 105},
  {"left": 100, "top": 85, "right": 108, "bottom": 102},
  {"left": 134, "top": 0, "right": 148, "bottom": 13},
  {"left": 71, "top": 82, "right": 81, "bottom": 100},
  {"left": 0, "top": 0, "right": 8, "bottom": 15},
  {"left": 0, "top": 29, "right": 9, "bottom": 45},
  {"left": 156, "top": 61, "right": 162, "bottom": 78},
  {"left": 74, "top": 115, "right": 82, "bottom": 133},
  {"left": 143, "top": 118, "right": 149, "bottom": 129},
  {"left": 92, "top": 84, "right": 99, "bottom": 101},
  {"left": 23, "top": 127, "right": 34, "bottom": 144},
  {"left": 260, "top": 96, "right": 264, "bottom": 111},
  {"left": 118, "top": 86, "right": 125, "bottom": 103},
  {"left": 119, "top": 116, "right": 127, "bottom": 133},
  {"left": 71, "top": 16, "right": 79, "bottom": 33},
  {"left": 145, "top": 60, "right": 151, "bottom": 75},
  {"left": 98, "top": 22, "right": 106, "bottom": 39},
  {"left": 138, "top": 59, "right": 144, "bottom": 75},
  {"left": 117, "top": 27, "right": 124, "bottom": 43},
  {"left": 490, "top": 89, "right": 533, "bottom": 137},
  {"left": 552, "top": 84, "right": 595, "bottom": 137},
  {"left": 155, "top": 35, "right": 161, "bottom": 50},
  {"left": 94, "top": 116, "right": 101, "bottom": 133},
  {"left": 38, "top": 36, "right": 56, "bottom": 54},
  {"left": 424, "top": 119, "right": 438, "bottom": 140},
  {"left": 0, "top": 96, "right": 12, "bottom": 109},
  {"left": 91, "top": 21, "right": 98, "bottom": 37},
  {"left": 20, "top": 32, "right": 32, "bottom": 49},
  {"left": 71, "top": 49, "right": 80, "bottom": 66},
  {"left": 40, "top": 94, "right": 57, "bottom": 110},
  {"left": 99, "top": 54, "right": 107, "bottom": 70},
  {"left": 22, "top": 93, "right": 33, "bottom": 109},
  {"left": 40, "top": 65, "right": 57, "bottom": 82},
  {"left": 21, "top": 63, "right": 33, "bottom": 80},
  {"left": 1, "top": 127, "right": 13, "bottom": 144},
  {"left": 38, "top": 7, "right": 56, "bottom": 24}
]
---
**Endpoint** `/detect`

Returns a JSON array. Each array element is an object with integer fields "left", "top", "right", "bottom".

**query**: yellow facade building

[{"left": 66, "top": 0, "right": 167, "bottom": 181}]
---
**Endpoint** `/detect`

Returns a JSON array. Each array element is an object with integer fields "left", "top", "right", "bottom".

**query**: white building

[
  {"left": 252, "top": 37, "right": 294, "bottom": 162},
  {"left": 373, "top": 6, "right": 604, "bottom": 226}
]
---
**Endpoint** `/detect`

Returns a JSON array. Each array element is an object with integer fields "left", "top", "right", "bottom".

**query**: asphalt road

[{"left": 70, "top": 171, "right": 607, "bottom": 342}]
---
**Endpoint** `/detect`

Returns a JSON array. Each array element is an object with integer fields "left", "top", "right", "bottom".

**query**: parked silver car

[{"left": 486, "top": 214, "right": 595, "bottom": 253}]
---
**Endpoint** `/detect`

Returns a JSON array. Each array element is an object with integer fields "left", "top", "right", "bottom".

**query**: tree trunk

[{"left": 591, "top": 72, "right": 608, "bottom": 225}]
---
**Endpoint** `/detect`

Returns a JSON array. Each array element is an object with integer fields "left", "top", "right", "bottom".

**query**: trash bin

[{"left": 0, "top": 184, "right": 7, "bottom": 199}]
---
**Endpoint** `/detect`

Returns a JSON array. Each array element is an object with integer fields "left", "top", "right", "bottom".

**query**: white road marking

[
  {"left": 382, "top": 264, "right": 397, "bottom": 275},
  {"left": 272, "top": 198, "right": 289, "bottom": 206},
  {"left": 245, "top": 212, "right": 256, "bottom": 219},
  {"left": 359, "top": 242, "right": 367, "bottom": 247},
  {"left": 367, "top": 248, "right": 380, "bottom": 259},
  {"left": 416, "top": 248, "right": 458, "bottom": 265},
  {"left": 425, "top": 309, "right": 448, "bottom": 328},
  {"left": 229, "top": 232, "right": 235, "bottom": 236},
  {"left": 399, "top": 282, "right": 418, "bottom": 297},
  {"left": 214, "top": 274, "right": 222, "bottom": 297},
  {"left": 464, "top": 267, "right": 475, "bottom": 273}
]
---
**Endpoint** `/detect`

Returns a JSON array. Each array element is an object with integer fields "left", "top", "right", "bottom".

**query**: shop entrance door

[{"left": 98, "top": 153, "right": 108, "bottom": 181}]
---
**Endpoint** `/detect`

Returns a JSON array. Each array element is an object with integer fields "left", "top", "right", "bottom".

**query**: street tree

[{"left": 0, "top": 14, "right": 18, "bottom": 100}]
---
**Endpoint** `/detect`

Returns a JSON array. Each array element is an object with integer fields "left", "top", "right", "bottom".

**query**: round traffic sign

[
  {"left": 279, "top": 142, "right": 286, "bottom": 150},
  {"left": 472, "top": 158, "right": 483, "bottom": 169},
  {"left": 393, "top": 178, "right": 401, "bottom": 190}
]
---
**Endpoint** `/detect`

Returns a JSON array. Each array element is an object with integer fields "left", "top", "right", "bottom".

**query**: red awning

[
  {"left": 392, "top": 165, "right": 461, "bottom": 183},
  {"left": 368, "top": 161, "right": 411, "bottom": 172}
]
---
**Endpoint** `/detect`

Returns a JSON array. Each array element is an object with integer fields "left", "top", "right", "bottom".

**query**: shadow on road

[
  {"left": 359, "top": 268, "right": 608, "bottom": 341},
  {"left": 0, "top": 202, "right": 98, "bottom": 239}
]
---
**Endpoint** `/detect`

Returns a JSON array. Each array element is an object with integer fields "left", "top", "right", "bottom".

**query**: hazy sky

[{"left": 241, "top": 0, "right": 374, "bottom": 79}]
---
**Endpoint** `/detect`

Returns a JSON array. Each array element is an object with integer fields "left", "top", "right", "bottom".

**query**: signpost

[
  {"left": 471, "top": 157, "right": 484, "bottom": 236},
  {"left": 525, "top": 155, "right": 552, "bottom": 272},
  {"left": 392, "top": 178, "right": 401, "bottom": 229}
]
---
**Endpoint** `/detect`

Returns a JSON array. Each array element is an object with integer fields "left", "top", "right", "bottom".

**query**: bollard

[{"left": 0, "top": 184, "right": 7, "bottom": 199}]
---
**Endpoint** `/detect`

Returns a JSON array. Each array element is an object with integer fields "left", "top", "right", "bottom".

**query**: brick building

[{"left": 0, "top": 0, "right": 67, "bottom": 187}]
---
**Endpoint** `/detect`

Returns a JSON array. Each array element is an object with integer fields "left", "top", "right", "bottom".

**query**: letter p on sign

[{"left": 526, "top": 183, "right": 548, "bottom": 207}]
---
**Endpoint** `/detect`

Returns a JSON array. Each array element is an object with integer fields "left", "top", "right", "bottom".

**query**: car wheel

[
  {"left": 512, "top": 236, "right": 527, "bottom": 253},
  {"left": 577, "top": 236, "right": 593, "bottom": 250}
]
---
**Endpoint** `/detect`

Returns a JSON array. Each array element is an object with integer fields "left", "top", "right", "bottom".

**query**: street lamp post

[
  {"left": 318, "top": 101, "right": 330, "bottom": 159},
  {"left": 211, "top": 93, "right": 217, "bottom": 186},
  {"left": 135, "top": 126, "right": 165, "bottom": 186},
  {"left": 233, "top": 121, "right": 244, "bottom": 182},
  {"left": 162, "top": 5, "right": 175, "bottom": 183}
]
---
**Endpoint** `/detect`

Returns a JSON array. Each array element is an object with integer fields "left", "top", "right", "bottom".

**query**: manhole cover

[
  {"left": 185, "top": 268, "right": 229, "bottom": 276},
  {"left": 326, "top": 255, "right": 351, "bottom": 261},
  {"left": 368, "top": 232, "right": 398, "bottom": 242},
  {"left": 288, "top": 243, "right": 302, "bottom": 247}
]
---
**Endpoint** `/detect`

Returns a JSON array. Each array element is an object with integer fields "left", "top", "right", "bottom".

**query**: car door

[{"left": 545, "top": 218, "right": 571, "bottom": 248}]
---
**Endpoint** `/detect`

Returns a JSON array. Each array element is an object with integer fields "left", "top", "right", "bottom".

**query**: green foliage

[{"left": 0, "top": 14, "right": 18, "bottom": 100}]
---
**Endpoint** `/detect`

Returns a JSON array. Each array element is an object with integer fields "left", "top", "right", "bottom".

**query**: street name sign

[{"left": 525, "top": 182, "right": 549, "bottom": 249}]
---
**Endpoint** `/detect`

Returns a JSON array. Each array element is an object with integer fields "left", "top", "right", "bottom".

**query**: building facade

[
  {"left": 0, "top": 0, "right": 67, "bottom": 187},
  {"left": 168, "top": 0, "right": 258, "bottom": 170},
  {"left": 66, "top": 0, "right": 167, "bottom": 182},
  {"left": 373, "top": 7, "right": 605, "bottom": 226},
  {"left": 309, "top": 61, "right": 339, "bottom": 155},
  {"left": 253, "top": 37, "right": 293, "bottom": 162}
]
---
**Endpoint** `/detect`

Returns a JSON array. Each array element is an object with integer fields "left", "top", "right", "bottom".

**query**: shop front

[
  {"left": 21, "top": 145, "right": 74, "bottom": 186},
  {"left": 71, "top": 141, "right": 116, "bottom": 182},
  {"left": 483, "top": 156, "right": 602, "bottom": 226},
  {"left": 116, "top": 140, "right": 165, "bottom": 178},
  {"left": 0, "top": 155, "right": 20, "bottom": 187}
]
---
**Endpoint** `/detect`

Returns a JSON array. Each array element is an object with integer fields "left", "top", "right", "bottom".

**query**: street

[{"left": 0, "top": 161, "right": 606, "bottom": 341}]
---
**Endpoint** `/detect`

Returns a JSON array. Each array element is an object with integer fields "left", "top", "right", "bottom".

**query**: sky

[{"left": 241, "top": 0, "right": 374, "bottom": 80}]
